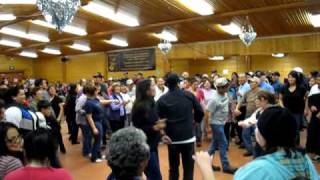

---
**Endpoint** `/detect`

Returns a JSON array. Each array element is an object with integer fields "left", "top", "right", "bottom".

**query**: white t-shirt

[
  {"left": 154, "top": 85, "right": 168, "bottom": 101},
  {"left": 309, "top": 84, "right": 320, "bottom": 97},
  {"left": 121, "top": 93, "right": 134, "bottom": 114}
]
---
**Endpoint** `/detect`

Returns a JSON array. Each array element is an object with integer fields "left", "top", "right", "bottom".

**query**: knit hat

[{"left": 257, "top": 106, "right": 297, "bottom": 148}]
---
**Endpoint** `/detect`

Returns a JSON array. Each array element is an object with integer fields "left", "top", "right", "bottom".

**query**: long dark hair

[
  {"left": 258, "top": 107, "right": 304, "bottom": 157},
  {"left": 0, "top": 122, "right": 24, "bottom": 163},
  {"left": 132, "top": 79, "right": 154, "bottom": 117},
  {"left": 287, "top": 71, "right": 303, "bottom": 87},
  {"left": 67, "top": 84, "right": 77, "bottom": 96}
]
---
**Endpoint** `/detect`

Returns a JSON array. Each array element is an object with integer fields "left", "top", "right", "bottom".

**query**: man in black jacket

[{"left": 157, "top": 73, "right": 204, "bottom": 180}]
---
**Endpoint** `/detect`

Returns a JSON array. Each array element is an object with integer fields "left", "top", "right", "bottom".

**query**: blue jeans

[
  {"left": 242, "top": 126, "right": 255, "bottom": 154},
  {"left": 91, "top": 122, "right": 103, "bottom": 161},
  {"left": 208, "top": 124, "right": 230, "bottom": 170},
  {"left": 145, "top": 150, "right": 162, "bottom": 180},
  {"left": 81, "top": 124, "right": 92, "bottom": 156}
]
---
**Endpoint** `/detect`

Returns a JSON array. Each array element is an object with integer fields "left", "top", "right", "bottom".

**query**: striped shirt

[{"left": 0, "top": 156, "right": 23, "bottom": 179}]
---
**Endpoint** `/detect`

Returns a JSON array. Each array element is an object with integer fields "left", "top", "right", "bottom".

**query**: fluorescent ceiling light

[
  {"left": 218, "top": 22, "right": 242, "bottom": 35},
  {"left": 0, "top": 38, "right": 21, "bottom": 48},
  {"left": 105, "top": 37, "right": 128, "bottom": 47},
  {"left": 309, "top": 13, "right": 320, "bottom": 28},
  {"left": 0, "top": 0, "right": 36, "bottom": 4},
  {"left": 209, "top": 56, "right": 224, "bottom": 61},
  {"left": 154, "top": 29, "right": 178, "bottom": 42},
  {"left": 0, "top": 13, "right": 16, "bottom": 21},
  {"left": 272, "top": 53, "right": 285, "bottom": 58},
  {"left": 19, "top": 50, "right": 37, "bottom": 58},
  {"left": 177, "top": 0, "right": 214, "bottom": 16},
  {"left": 0, "top": 26, "right": 49, "bottom": 42},
  {"left": 41, "top": 46, "right": 61, "bottom": 55},
  {"left": 69, "top": 41, "right": 91, "bottom": 52},
  {"left": 31, "top": 20, "right": 87, "bottom": 36},
  {"left": 82, "top": 0, "right": 139, "bottom": 27}
]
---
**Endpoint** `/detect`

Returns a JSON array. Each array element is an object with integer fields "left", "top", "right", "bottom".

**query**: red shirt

[{"left": 4, "top": 167, "right": 72, "bottom": 180}]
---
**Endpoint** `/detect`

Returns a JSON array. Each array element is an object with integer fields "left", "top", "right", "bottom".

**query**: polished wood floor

[{"left": 59, "top": 123, "right": 320, "bottom": 180}]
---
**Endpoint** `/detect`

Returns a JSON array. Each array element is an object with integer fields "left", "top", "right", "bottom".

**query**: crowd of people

[{"left": 0, "top": 68, "right": 319, "bottom": 180}]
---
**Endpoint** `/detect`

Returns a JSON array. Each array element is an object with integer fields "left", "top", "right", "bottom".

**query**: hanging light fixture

[
  {"left": 36, "top": 0, "right": 81, "bottom": 32},
  {"left": 156, "top": 28, "right": 177, "bottom": 55},
  {"left": 158, "top": 39, "right": 172, "bottom": 55},
  {"left": 239, "top": 16, "right": 257, "bottom": 47}
]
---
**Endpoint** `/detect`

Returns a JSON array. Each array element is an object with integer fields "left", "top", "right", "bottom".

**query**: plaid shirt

[{"left": 271, "top": 150, "right": 311, "bottom": 179}]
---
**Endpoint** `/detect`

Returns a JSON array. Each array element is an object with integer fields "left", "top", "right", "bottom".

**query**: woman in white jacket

[{"left": 238, "top": 91, "right": 277, "bottom": 158}]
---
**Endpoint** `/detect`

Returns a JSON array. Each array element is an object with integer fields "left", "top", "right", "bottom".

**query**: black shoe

[
  {"left": 71, "top": 141, "right": 80, "bottom": 145},
  {"left": 60, "top": 147, "right": 66, "bottom": 154},
  {"left": 223, "top": 167, "right": 238, "bottom": 174},
  {"left": 235, "top": 140, "right": 242, "bottom": 145},
  {"left": 239, "top": 144, "right": 245, "bottom": 149},
  {"left": 212, "top": 165, "right": 221, "bottom": 171},
  {"left": 196, "top": 142, "right": 202, "bottom": 147},
  {"left": 243, "top": 152, "right": 253, "bottom": 157}
]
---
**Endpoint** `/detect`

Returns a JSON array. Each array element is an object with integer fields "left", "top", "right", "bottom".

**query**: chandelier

[
  {"left": 158, "top": 39, "right": 172, "bottom": 55},
  {"left": 239, "top": 16, "right": 257, "bottom": 47},
  {"left": 36, "top": 0, "right": 81, "bottom": 32}
]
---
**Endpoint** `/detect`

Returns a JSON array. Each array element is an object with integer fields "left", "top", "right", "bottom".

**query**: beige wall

[
  {"left": 33, "top": 52, "right": 320, "bottom": 82},
  {"left": 0, "top": 55, "right": 34, "bottom": 77}
]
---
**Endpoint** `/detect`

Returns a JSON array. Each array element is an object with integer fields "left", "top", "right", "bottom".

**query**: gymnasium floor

[{"left": 59, "top": 123, "right": 320, "bottom": 180}]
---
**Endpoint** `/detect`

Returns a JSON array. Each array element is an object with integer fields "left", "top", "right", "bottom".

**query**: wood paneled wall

[
  {"left": 32, "top": 33, "right": 320, "bottom": 82},
  {"left": 169, "top": 33, "right": 320, "bottom": 59},
  {"left": 0, "top": 55, "right": 33, "bottom": 77},
  {"left": 34, "top": 53, "right": 106, "bottom": 83},
  {"left": 170, "top": 53, "right": 320, "bottom": 78},
  {"left": 107, "top": 50, "right": 168, "bottom": 79}
]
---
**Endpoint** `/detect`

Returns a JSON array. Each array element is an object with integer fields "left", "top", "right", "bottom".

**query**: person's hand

[
  {"left": 193, "top": 151, "right": 212, "bottom": 169},
  {"left": 153, "top": 119, "right": 167, "bottom": 131},
  {"left": 162, "top": 135, "right": 172, "bottom": 144},
  {"left": 238, "top": 121, "right": 245, "bottom": 127},
  {"left": 59, "top": 102, "right": 65, "bottom": 109},
  {"left": 316, "top": 112, "right": 320, "bottom": 120},
  {"left": 122, "top": 100, "right": 129, "bottom": 105},
  {"left": 193, "top": 151, "right": 215, "bottom": 180},
  {"left": 311, "top": 106, "right": 318, "bottom": 112},
  {"left": 92, "top": 128, "right": 99, "bottom": 135},
  {"left": 113, "top": 100, "right": 120, "bottom": 104},
  {"left": 234, "top": 109, "right": 242, "bottom": 117},
  {"left": 304, "top": 109, "right": 309, "bottom": 117}
]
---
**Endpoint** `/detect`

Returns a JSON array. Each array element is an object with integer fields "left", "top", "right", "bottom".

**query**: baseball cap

[
  {"left": 215, "top": 77, "right": 228, "bottom": 87},
  {"left": 126, "top": 79, "right": 134, "bottom": 85},
  {"left": 249, "top": 76, "right": 261, "bottom": 84}
]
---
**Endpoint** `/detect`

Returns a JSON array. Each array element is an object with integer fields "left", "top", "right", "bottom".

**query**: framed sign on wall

[{"left": 107, "top": 48, "right": 156, "bottom": 72}]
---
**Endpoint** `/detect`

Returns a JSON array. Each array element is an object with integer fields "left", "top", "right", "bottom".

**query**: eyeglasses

[{"left": 5, "top": 135, "right": 22, "bottom": 144}]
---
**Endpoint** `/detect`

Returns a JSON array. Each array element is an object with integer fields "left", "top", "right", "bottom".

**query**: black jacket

[{"left": 156, "top": 88, "right": 204, "bottom": 142}]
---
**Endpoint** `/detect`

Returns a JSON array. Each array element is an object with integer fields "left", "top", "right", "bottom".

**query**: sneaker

[
  {"left": 223, "top": 167, "right": 238, "bottom": 174},
  {"left": 243, "top": 151, "right": 253, "bottom": 157},
  {"left": 212, "top": 165, "right": 221, "bottom": 171},
  {"left": 92, "top": 158, "right": 103, "bottom": 163}
]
